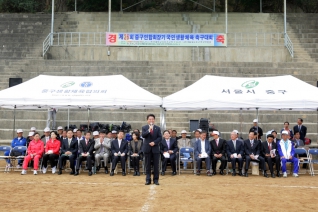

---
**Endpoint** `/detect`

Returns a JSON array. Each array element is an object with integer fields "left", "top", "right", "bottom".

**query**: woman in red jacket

[
  {"left": 42, "top": 131, "right": 61, "bottom": 174},
  {"left": 21, "top": 133, "right": 44, "bottom": 175}
]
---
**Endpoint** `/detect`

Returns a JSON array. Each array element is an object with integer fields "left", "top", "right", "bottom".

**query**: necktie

[
  {"left": 233, "top": 141, "right": 236, "bottom": 150},
  {"left": 68, "top": 139, "right": 71, "bottom": 147},
  {"left": 299, "top": 125, "right": 301, "bottom": 131},
  {"left": 86, "top": 140, "right": 88, "bottom": 145},
  {"left": 250, "top": 140, "right": 253, "bottom": 147},
  {"left": 167, "top": 140, "right": 170, "bottom": 149},
  {"left": 150, "top": 128, "right": 153, "bottom": 135},
  {"left": 216, "top": 139, "right": 218, "bottom": 146},
  {"left": 268, "top": 144, "right": 271, "bottom": 151}
]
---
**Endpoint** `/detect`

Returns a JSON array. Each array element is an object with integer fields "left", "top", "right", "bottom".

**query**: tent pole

[
  {"left": 240, "top": 108, "right": 243, "bottom": 138},
  {"left": 256, "top": 108, "right": 259, "bottom": 139},
  {"left": 160, "top": 107, "right": 166, "bottom": 132},
  {"left": 317, "top": 109, "right": 318, "bottom": 145},
  {"left": 87, "top": 108, "right": 90, "bottom": 128},
  {"left": 67, "top": 107, "right": 70, "bottom": 128},
  {"left": 12, "top": 105, "right": 16, "bottom": 138}
]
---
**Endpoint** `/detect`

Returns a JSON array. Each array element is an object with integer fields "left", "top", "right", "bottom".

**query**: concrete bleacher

[{"left": 0, "top": 12, "right": 317, "bottom": 144}]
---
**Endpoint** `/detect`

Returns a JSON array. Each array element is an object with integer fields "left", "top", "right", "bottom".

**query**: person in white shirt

[
  {"left": 194, "top": 131, "right": 212, "bottom": 176},
  {"left": 41, "top": 127, "right": 51, "bottom": 146},
  {"left": 177, "top": 130, "right": 191, "bottom": 170}
]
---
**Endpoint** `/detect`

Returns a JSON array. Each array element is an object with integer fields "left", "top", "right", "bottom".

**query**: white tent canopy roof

[
  {"left": 163, "top": 75, "right": 318, "bottom": 111},
  {"left": 0, "top": 75, "right": 162, "bottom": 109}
]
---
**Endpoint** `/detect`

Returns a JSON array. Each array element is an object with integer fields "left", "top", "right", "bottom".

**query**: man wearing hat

[
  {"left": 93, "top": 131, "right": 100, "bottom": 142},
  {"left": 26, "top": 132, "right": 35, "bottom": 147},
  {"left": 177, "top": 130, "right": 191, "bottom": 170},
  {"left": 277, "top": 130, "right": 299, "bottom": 178},
  {"left": 57, "top": 126, "right": 64, "bottom": 141},
  {"left": 210, "top": 131, "right": 227, "bottom": 175},
  {"left": 41, "top": 127, "right": 51, "bottom": 146},
  {"left": 5, "top": 129, "right": 27, "bottom": 168},
  {"left": 111, "top": 130, "right": 117, "bottom": 140},
  {"left": 249, "top": 119, "right": 263, "bottom": 140},
  {"left": 30, "top": 127, "right": 37, "bottom": 132}
]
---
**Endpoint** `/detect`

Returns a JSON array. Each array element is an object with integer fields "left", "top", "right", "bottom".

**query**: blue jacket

[
  {"left": 194, "top": 139, "right": 211, "bottom": 158},
  {"left": 11, "top": 137, "right": 27, "bottom": 148}
]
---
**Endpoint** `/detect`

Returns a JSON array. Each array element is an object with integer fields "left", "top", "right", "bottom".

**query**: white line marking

[{"left": 140, "top": 185, "right": 156, "bottom": 212}]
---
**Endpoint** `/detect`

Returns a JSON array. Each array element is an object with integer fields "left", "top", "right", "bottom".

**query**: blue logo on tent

[{"left": 80, "top": 82, "right": 93, "bottom": 88}]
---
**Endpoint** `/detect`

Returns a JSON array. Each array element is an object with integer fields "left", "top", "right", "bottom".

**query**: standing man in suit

[
  {"left": 110, "top": 130, "right": 128, "bottom": 176},
  {"left": 194, "top": 130, "right": 212, "bottom": 176},
  {"left": 244, "top": 131, "right": 268, "bottom": 178},
  {"left": 262, "top": 134, "right": 280, "bottom": 178},
  {"left": 95, "top": 130, "right": 111, "bottom": 174},
  {"left": 210, "top": 131, "right": 226, "bottom": 175},
  {"left": 191, "top": 130, "right": 201, "bottom": 148},
  {"left": 226, "top": 131, "right": 244, "bottom": 176},
  {"left": 142, "top": 114, "right": 162, "bottom": 185},
  {"left": 249, "top": 119, "right": 263, "bottom": 140},
  {"left": 293, "top": 118, "right": 307, "bottom": 141},
  {"left": 58, "top": 129, "right": 78, "bottom": 175},
  {"left": 161, "top": 130, "right": 179, "bottom": 176},
  {"left": 278, "top": 130, "right": 299, "bottom": 178},
  {"left": 75, "top": 131, "right": 95, "bottom": 176}
]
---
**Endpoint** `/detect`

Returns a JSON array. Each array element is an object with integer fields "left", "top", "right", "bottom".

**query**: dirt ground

[{"left": 0, "top": 163, "right": 318, "bottom": 212}]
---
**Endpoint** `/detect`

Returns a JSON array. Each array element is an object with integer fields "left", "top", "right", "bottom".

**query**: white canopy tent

[
  {"left": 163, "top": 75, "right": 318, "bottom": 111},
  {"left": 0, "top": 75, "right": 163, "bottom": 135}
]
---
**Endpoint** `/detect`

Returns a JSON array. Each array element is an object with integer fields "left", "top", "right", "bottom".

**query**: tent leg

[
  {"left": 67, "top": 108, "right": 70, "bottom": 128},
  {"left": 160, "top": 107, "right": 166, "bottom": 132},
  {"left": 256, "top": 108, "right": 259, "bottom": 139},
  {"left": 87, "top": 108, "right": 90, "bottom": 128},
  {"left": 12, "top": 105, "right": 16, "bottom": 138},
  {"left": 240, "top": 108, "right": 243, "bottom": 138},
  {"left": 317, "top": 109, "right": 318, "bottom": 145}
]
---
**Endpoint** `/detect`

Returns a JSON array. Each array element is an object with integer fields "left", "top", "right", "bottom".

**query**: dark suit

[
  {"left": 160, "top": 138, "right": 178, "bottom": 172},
  {"left": 210, "top": 138, "right": 227, "bottom": 171},
  {"left": 293, "top": 125, "right": 307, "bottom": 141},
  {"left": 76, "top": 139, "right": 95, "bottom": 171},
  {"left": 194, "top": 139, "right": 211, "bottom": 171},
  {"left": 261, "top": 141, "right": 280, "bottom": 174},
  {"left": 130, "top": 140, "right": 143, "bottom": 171},
  {"left": 142, "top": 124, "right": 162, "bottom": 183},
  {"left": 226, "top": 140, "right": 244, "bottom": 171},
  {"left": 244, "top": 139, "right": 266, "bottom": 171},
  {"left": 249, "top": 126, "right": 263, "bottom": 139},
  {"left": 59, "top": 138, "right": 78, "bottom": 171},
  {"left": 111, "top": 139, "right": 128, "bottom": 172}
]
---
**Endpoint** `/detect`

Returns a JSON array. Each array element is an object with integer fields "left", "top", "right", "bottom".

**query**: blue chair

[
  {"left": 294, "top": 148, "right": 311, "bottom": 175},
  {"left": 178, "top": 147, "right": 195, "bottom": 175},
  {"left": 10, "top": 146, "right": 27, "bottom": 172},
  {"left": 0, "top": 146, "right": 12, "bottom": 173},
  {"left": 308, "top": 149, "right": 318, "bottom": 176}
]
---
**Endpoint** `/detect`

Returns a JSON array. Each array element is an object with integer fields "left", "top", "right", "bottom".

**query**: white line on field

[{"left": 140, "top": 185, "right": 156, "bottom": 212}]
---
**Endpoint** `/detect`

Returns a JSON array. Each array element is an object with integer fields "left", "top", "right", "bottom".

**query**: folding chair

[
  {"left": 308, "top": 149, "right": 318, "bottom": 176},
  {"left": 294, "top": 148, "right": 311, "bottom": 175},
  {"left": 10, "top": 146, "right": 27, "bottom": 172},
  {"left": 110, "top": 153, "right": 127, "bottom": 174},
  {"left": 0, "top": 146, "right": 12, "bottom": 173},
  {"left": 178, "top": 147, "right": 195, "bottom": 175}
]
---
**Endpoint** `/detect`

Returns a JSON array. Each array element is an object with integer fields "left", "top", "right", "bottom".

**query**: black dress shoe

[
  {"left": 276, "top": 173, "right": 281, "bottom": 178},
  {"left": 238, "top": 171, "right": 243, "bottom": 176},
  {"left": 271, "top": 173, "right": 276, "bottom": 178},
  {"left": 96, "top": 166, "right": 100, "bottom": 171},
  {"left": 196, "top": 170, "right": 200, "bottom": 175},
  {"left": 105, "top": 168, "right": 109, "bottom": 174},
  {"left": 122, "top": 172, "right": 126, "bottom": 176},
  {"left": 88, "top": 171, "right": 92, "bottom": 176},
  {"left": 232, "top": 172, "right": 236, "bottom": 176},
  {"left": 58, "top": 169, "right": 62, "bottom": 175},
  {"left": 110, "top": 171, "right": 114, "bottom": 176},
  {"left": 133, "top": 171, "right": 137, "bottom": 176},
  {"left": 70, "top": 170, "right": 75, "bottom": 175},
  {"left": 244, "top": 172, "right": 248, "bottom": 177},
  {"left": 136, "top": 171, "right": 140, "bottom": 176},
  {"left": 220, "top": 170, "right": 224, "bottom": 175},
  {"left": 74, "top": 170, "right": 79, "bottom": 176},
  {"left": 145, "top": 181, "right": 151, "bottom": 185},
  {"left": 161, "top": 171, "right": 165, "bottom": 176},
  {"left": 212, "top": 171, "right": 216, "bottom": 175},
  {"left": 172, "top": 172, "right": 176, "bottom": 176},
  {"left": 263, "top": 172, "right": 269, "bottom": 178},
  {"left": 154, "top": 181, "right": 159, "bottom": 185}
]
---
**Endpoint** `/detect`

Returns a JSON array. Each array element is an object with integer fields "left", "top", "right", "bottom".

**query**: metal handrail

[
  {"left": 43, "top": 33, "right": 51, "bottom": 57},
  {"left": 284, "top": 33, "right": 294, "bottom": 58},
  {"left": 51, "top": 32, "right": 106, "bottom": 46},
  {"left": 227, "top": 32, "right": 285, "bottom": 47}
]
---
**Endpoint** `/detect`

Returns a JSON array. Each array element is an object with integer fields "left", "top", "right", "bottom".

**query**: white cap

[
  {"left": 93, "top": 131, "right": 99, "bottom": 136},
  {"left": 112, "top": 130, "right": 117, "bottom": 134},
  {"left": 73, "top": 128, "right": 78, "bottom": 133},
  {"left": 17, "top": 129, "right": 23, "bottom": 133},
  {"left": 233, "top": 130, "right": 239, "bottom": 134},
  {"left": 281, "top": 130, "right": 289, "bottom": 135},
  {"left": 212, "top": 131, "right": 219, "bottom": 135},
  {"left": 197, "top": 129, "right": 202, "bottom": 132},
  {"left": 44, "top": 127, "right": 50, "bottom": 132},
  {"left": 57, "top": 126, "right": 63, "bottom": 130},
  {"left": 30, "top": 127, "right": 36, "bottom": 131},
  {"left": 253, "top": 119, "right": 258, "bottom": 123},
  {"left": 28, "top": 132, "right": 34, "bottom": 137},
  {"left": 181, "top": 130, "right": 187, "bottom": 134}
]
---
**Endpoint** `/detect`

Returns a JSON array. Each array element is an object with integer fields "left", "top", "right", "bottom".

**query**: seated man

[
  {"left": 210, "top": 131, "right": 226, "bottom": 175},
  {"left": 292, "top": 131, "right": 305, "bottom": 148},
  {"left": 58, "top": 129, "right": 78, "bottom": 175},
  {"left": 190, "top": 130, "right": 201, "bottom": 148},
  {"left": 271, "top": 130, "right": 280, "bottom": 143},
  {"left": 75, "top": 131, "right": 95, "bottom": 176},
  {"left": 226, "top": 131, "right": 244, "bottom": 176},
  {"left": 161, "top": 130, "right": 178, "bottom": 176},
  {"left": 261, "top": 134, "right": 281, "bottom": 178},
  {"left": 5, "top": 129, "right": 27, "bottom": 168},
  {"left": 110, "top": 130, "right": 128, "bottom": 176},
  {"left": 244, "top": 131, "right": 268, "bottom": 178},
  {"left": 194, "top": 130, "right": 212, "bottom": 176},
  {"left": 94, "top": 130, "right": 111, "bottom": 174},
  {"left": 177, "top": 130, "right": 191, "bottom": 170},
  {"left": 277, "top": 130, "right": 299, "bottom": 178}
]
